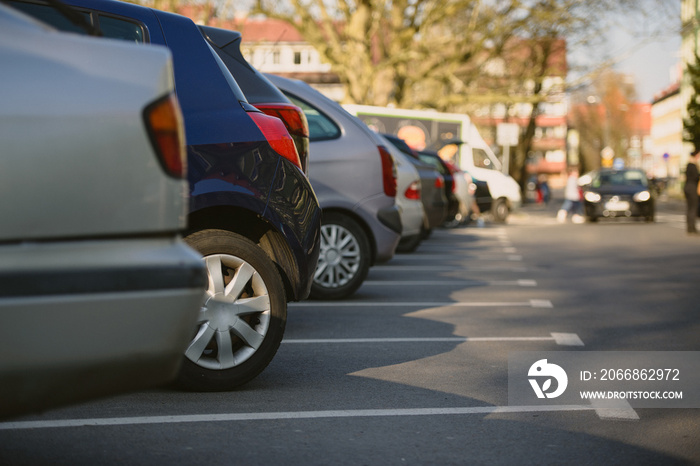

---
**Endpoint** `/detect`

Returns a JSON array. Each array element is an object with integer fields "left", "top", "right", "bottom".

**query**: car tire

[
  {"left": 587, "top": 215, "right": 598, "bottom": 223},
  {"left": 310, "top": 213, "right": 370, "bottom": 300},
  {"left": 491, "top": 198, "right": 509, "bottom": 223},
  {"left": 177, "top": 229, "right": 286, "bottom": 391}
]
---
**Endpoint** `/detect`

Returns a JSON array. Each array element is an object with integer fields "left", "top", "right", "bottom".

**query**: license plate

[{"left": 605, "top": 200, "right": 630, "bottom": 211}]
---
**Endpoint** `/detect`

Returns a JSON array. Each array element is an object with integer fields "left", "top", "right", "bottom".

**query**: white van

[{"left": 344, "top": 105, "right": 522, "bottom": 222}]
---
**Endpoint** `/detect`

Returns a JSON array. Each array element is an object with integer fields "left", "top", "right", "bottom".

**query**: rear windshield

[{"left": 208, "top": 42, "right": 249, "bottom": 102}]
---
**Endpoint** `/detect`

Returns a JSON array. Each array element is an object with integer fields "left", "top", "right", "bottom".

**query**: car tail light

[
  {"left": 435, "top": 174, "right": 445, "bottom": 189},
  {"left": 378, "top": 146, "right": 397, "bottom": 197},
  {"left": 445, "top": 162, "right": 459, "bottom": 193},
  {"left": 143, "top": 93, "right": 186, "bottom": 178},
  {"left": 255, "top": 103, "right": 309, "bottom": 174},
  {"left": 248, "top": 111, "right": 302, "bottom": 170},
  {"left": 404, "top": 180, "right": 421, "bottom": 200}
]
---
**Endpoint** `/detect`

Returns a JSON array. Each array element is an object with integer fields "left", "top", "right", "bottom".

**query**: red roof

[{"left": 234, "top": 18, "right": 306, "bottom": 43}]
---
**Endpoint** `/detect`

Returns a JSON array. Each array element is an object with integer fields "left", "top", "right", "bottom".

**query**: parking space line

[
  {"left": 448, "top": 228, "right": 507, "bottom": 236},
  {"left": 0, "top": 405, "right": 598, "bottom": 430},
  {"left": 282, "top": 332, "right": 581, "bottom": 346},
  {"left": 589, "top": 398, "right": 639, "bottom": 420},
  {"left": 282, "top": 336, "right": 556, "bottom": 344},
  {"left": 291, "top": 299, "right": 552, "bottom": 308},
  {"left": 361, "top": 279, "right": 537, "bottom": 287},
  {"left": 376, "top": 265, "right": 529, "bottom": 272},
  {"left": 387, "top": 254, "right": 522, "bottom": 262},
  {"left": 551, "top": 332, "right": 585, "bottom": 346}
]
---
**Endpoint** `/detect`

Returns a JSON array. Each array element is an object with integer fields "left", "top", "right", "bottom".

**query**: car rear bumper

[{"left": 0, "top": 237, "right": 206, "bottom": 419}]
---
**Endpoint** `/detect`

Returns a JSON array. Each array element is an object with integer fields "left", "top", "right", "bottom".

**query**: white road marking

[
  {"left": 361, "top": 279, "right": 537, "bottom": 287},
  {"left": 0, "top": 405, "right": 598, "bottom": 431},
  {"left": 291, "top": 300, "right": 552, "bottom": 308},
  {"left": 282, "top": 332, "right": 581, "bottom": 346},
  {"left": 387, "top": 254, "right": 522, "bottom": 261},
  {"left": 551, "top": 333, "right": 585, "bottom": 346},
  {"left": 589, "top": 398, "right": 640, "bottom": 420},
  {"left": 376, "top": 265, "right": 530, "bottom": 272},
  {"left": 282, "top": 336, "right": 555, "bottom": 344}
]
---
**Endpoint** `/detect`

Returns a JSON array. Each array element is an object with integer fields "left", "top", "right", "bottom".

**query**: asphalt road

[{"left": 1, "top": 196, "right": 699, "bottom": 465}]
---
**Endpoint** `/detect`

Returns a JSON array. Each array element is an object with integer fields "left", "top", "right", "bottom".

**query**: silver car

[
  {"left": 377, "top": 134, "right": 425, "bottom": 251},
  {"left": 0, "top": 7, "right": 205, "bottom": 418},
  {"left": 266, "top": 74, "right": 402, "bottom": 300}
]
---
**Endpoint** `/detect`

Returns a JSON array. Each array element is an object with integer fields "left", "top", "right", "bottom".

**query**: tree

[
  {"left": 134, "top": 0, "right": 675, "bottom": 188},
  {"left": 428, "top": 0, "right": 674, "bottom": 187},
  {"left": 684, "top": 54, "right": 700, "bottom": 153},
  {"left": 569, "top": 69, "right": 639, "bottom": 174},
  {"left": 251, "top": 0, "right": 491, "bottom": 106}
]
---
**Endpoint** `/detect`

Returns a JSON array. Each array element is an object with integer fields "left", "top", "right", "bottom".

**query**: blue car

[{"left": 10, "top": 0, "right": 322, "bottom": 391}]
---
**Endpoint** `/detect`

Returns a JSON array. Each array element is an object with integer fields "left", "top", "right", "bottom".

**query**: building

[
  {"left": 469, "top": 39, "right": 569, "bottom": 182},
  {"left": 651, "top": 82, "right": 683, "bottom": 181},
  {"left": 236, "top": 18, "right": 345, "bottom": 101}
]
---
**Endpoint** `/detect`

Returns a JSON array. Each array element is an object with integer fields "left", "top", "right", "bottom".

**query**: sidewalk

[{"left": 508, "top": 189, "right": 565, "bottom": 225}]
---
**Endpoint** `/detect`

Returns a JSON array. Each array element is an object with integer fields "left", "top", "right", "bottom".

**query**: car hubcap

[
  {"left": 185, "top": 254, "right": 270, "bottom": 370},
  {"left": 315, "top": 224, "right": 360, "bottom": 289}
]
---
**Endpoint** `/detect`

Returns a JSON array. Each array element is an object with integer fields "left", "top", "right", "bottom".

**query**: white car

[
  {"left": 377, "top": 134, "right": 425, "bottom": 249},
  {"left": 0, "top": 6, "right": 205, "bottom": 419}
]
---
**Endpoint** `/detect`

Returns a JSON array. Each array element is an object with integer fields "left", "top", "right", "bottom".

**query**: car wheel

[
  {"left": 491, "top": 198, "right": 509, "bottom": 223},
  {"left": 310, "top": 213, "right": 370, "bottom": 300},
  {"left": 177, "top": 229, "right": 286, "bottom": 391}
]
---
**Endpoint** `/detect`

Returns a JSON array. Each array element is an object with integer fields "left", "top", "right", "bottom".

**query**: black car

[
  {"left": 381, "top": 133, "right": 449, "bottom": 235},
  {"left": 417, "top": 150, "right": 461, "bottom": 225},
  {"left": 472, "top": 178, "right": 493, "bottom": 215},
  {"left": 11, "top": 0, "right": 322, "bottom": 391},
  {"left": 582, "top": 168, "right": 655, "bottom": 222},
  {"left": 199, "top": 25, "right": 310, "bottom": 175}
]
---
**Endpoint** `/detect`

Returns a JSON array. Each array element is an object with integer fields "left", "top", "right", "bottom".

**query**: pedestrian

[
  {"left": 684, "top": 150, "right": 700, "bottom": 235},
  {"left": 557, "top": 167, "right": 584, "bottom": 224},
  {"left": 538, "top": 174, "right": 551, "bottom": 204}
]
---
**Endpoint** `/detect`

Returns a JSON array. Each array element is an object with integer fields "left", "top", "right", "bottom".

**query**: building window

[{"left": 294, "top": 51, "right": 302, "bottom": 65}]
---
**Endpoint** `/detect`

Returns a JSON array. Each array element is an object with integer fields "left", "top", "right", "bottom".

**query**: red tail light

[
  {"left": 142, "top": 93, "right": 186, "bottom": 178},
  {"left": 378, "top": 146, "right": 397, "bottom": 197},
  {"left": 446, "top": 162, "right": 460, "bottom": 193},
  {"left": 435, "top": 174, "right": 445, "bottom": 189},
  {"left": 255, "top": 103, "right": 309, "bottom": 173},
  {"left": 248, "top": 111, "right": 302, "bottom": 170},
  {"left": 404, "top": 180, "right": 421, "bottom": 200}
]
